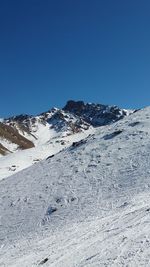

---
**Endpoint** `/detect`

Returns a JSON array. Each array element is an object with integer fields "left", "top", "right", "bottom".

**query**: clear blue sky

[{"left": 0, "top": 0, "right": 150, "bottom": 117}]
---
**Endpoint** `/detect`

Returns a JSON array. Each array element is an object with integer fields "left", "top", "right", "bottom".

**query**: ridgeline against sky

[{"left": 0, "top": 0, "right": 150, "bottom": 117}]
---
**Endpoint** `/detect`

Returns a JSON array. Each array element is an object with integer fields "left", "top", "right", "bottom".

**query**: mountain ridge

[
  {"left": 0, "top": 100, "right": 131, "bottom": 156},
  {"left": 0, "top": 100, "right": 133, "bottom": 181}
]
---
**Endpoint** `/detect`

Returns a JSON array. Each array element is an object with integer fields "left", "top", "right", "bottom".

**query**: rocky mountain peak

[
  {"left": 64, "top": 100, "right": 129, "bottom": 126},
  {"left": 63, "top": 100, "right": 85, "bottom": 113},
  {"left": 0, "top": 100, "right": 131, "bottom": 157}
]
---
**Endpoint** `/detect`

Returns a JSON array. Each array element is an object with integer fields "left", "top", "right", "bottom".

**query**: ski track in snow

[{"left": 0, "top": 107, "right": 150, "bottom": 266}]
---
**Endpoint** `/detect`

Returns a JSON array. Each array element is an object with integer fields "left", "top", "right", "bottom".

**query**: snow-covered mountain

[
  {"left": 0, "top": 100, "right": 130, "bottom": 179},
  {"left": 0, "top": 100, "right": 129, "bottom": 154},
  {"left": 0, "top": 105, "right": 150, "bottom": 266}
]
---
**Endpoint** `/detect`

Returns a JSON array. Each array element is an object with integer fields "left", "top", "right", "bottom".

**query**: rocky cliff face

[
  {"left": 63, "top": 100, "right": 128, "bottom": 126},
  {"left": 0, "top": 122, "right": 34, "bottom": 155}
]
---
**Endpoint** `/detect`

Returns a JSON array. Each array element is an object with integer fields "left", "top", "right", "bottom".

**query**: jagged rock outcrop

[{"left": 64, "top": 100, "right": 128, "bottom": 126}]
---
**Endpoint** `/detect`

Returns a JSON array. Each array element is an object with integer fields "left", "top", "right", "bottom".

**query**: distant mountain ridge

[
  {"left": 0, "top": 100, "right": 131, "bottom": 156},
  {"left": 63, "top": 100, "right": 129, "bottom": 126}
]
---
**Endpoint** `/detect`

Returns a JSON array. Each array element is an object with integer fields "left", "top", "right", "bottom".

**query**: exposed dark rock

[
  {"left": 63, "top": 100, "right": 127, "bottom": 127},
  {"left": 7, "top": 114, "right": 31, "bottom": 123},
  {"left": 39, "top": 258, "right": 49, "bottom": 265},
  {"left": 72, "top": 139, "right": 87, "bottom": 148},
  {"left": 46, "top": 155, "right": 54, "bottom": 160},
  {"left": 128, "top": 122, "right": 140, "bottom": 127},
  {"left": 103, "top": 130, "right": 123, "bottom": 140},
  {"left": 46, "top": 206, "right": 57, "bottom": 215},
  {"left": 64, "top": 100, "right": 85, "bottom": 113}
]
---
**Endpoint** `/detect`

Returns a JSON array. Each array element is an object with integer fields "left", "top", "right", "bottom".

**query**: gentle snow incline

[
  {"left": 0, "top": 107, "right": 150, "bottom": 266},
  {"left": 0, "top": 129, "right": 93, "bottom": 180}
]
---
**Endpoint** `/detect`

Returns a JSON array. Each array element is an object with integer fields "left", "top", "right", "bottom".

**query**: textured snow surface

[
  {"left": 0, "top": 129, "right": 93, "bottom": 180},
  {"left": 0, "top": 107, "right": 150, "bottom": 266}
]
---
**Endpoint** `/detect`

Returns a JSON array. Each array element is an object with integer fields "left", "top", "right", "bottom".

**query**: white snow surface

[
  {"left": 0, "top": 107, "right": 150, "bottom": 266},
  {"left": 0, "top": 128, "right": 93, "bottom": 180},
  {"left": 17, "top": 119, "right": 57, "bottom": 146},
  {"left": 0, "top": 137, "right": 19, "bottom": 153}
]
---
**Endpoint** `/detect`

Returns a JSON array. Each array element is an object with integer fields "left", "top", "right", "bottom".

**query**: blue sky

[{"left": 0, "top": 0, "right": 150, "bottom": 117}]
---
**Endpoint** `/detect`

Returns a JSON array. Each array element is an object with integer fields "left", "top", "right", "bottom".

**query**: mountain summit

[
  {"left": 0, "top": 100, "right": 129, "bottom": 156},
  {"left": 0, "top": 100, "right": 131, "bottom": 180}
]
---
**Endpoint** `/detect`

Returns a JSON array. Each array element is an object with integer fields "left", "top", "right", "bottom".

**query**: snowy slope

[
  {"left": 0, "top": 101, "right": 129, "bottom": 156},
  {"left": 1, "top": 194, "right": 150, "bottom": 267},
  {"left": 0, "top": 100, "right": 130, "bottom": 179},
  {"left": 0, "top": 128, "right": 93, "bottom": 180},
  {"left": 0, "top": 107, "right": 150, "bottom": 266}
]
